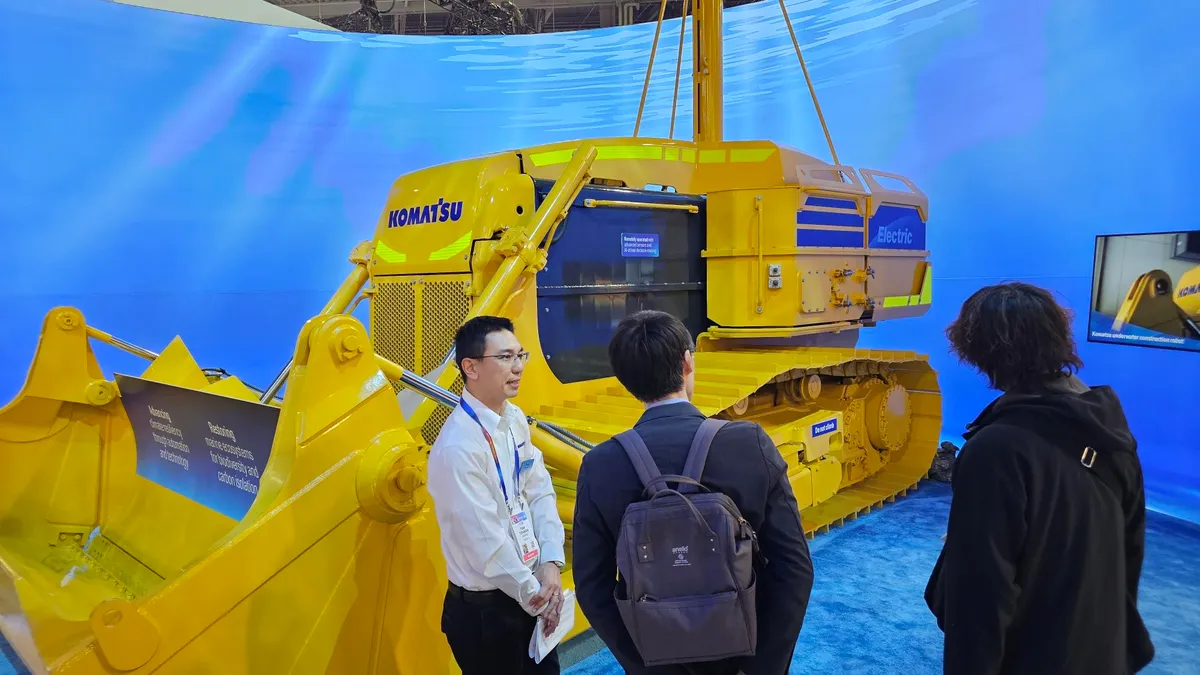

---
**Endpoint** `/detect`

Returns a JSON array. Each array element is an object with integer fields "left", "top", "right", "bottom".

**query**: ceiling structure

[{"left": 267, "top": 0, "right": 759, "bottom": 35}]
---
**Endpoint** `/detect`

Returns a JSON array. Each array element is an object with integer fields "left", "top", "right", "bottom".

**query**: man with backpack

[{"left": 572, "top": 310, "right": 814, "bottom": 674}]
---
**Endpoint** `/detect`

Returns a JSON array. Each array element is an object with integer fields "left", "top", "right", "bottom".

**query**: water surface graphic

[{"left": 0, "top": 0, "right": 1198, "bottom": 520}]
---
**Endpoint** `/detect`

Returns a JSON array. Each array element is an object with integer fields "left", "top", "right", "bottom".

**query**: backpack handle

[
  {"left": 640, "top": 473, "right": 710, "bottom": 500},
  {"left": 636, "top": 486, "right": 721, "bottom": 551}
]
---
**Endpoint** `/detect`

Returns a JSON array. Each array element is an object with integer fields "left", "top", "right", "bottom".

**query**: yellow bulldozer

[{"left": 0, "top": 0, "right": 942, "bottom": 672}]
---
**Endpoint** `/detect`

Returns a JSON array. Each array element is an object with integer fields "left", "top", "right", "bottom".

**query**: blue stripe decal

[
  {"left": 868, "top": 205, "right": 926, "bottom": 250},
  {"left": 796, "top": 210, "right": 864, "bottom": 228},
  {"left": 797, "top": 228, "right": 864, "bottom": 248},
  {"left": 805, "top": 197, "right": 857, "bottom": 210}
]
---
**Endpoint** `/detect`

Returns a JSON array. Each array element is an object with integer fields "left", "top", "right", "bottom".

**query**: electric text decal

[
  {"left": 117, "top": 374, "right": 279, "bottom": 520},
  {"left": 387, "top": 198, "right": 464, "bottom": 228},
  {"left": 868, "top": 205, "right": 926, "bottom": 251}
]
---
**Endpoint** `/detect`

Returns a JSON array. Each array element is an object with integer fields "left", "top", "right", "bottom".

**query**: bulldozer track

[{"left": 533, "top": 346, "right": 942, "bottom": 537}]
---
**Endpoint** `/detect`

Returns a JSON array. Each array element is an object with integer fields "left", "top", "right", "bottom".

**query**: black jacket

[
  {"left": 572, "top": 401, "right": 814, "bottom": 675},
  {"left": 925, "top": 375, "right": 1155, "bottom": 674}
]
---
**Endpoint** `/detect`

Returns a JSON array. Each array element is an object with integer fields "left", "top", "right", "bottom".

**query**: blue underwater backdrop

[{"left": 0, "top": 0, "right": 1198, "bottom": 526}]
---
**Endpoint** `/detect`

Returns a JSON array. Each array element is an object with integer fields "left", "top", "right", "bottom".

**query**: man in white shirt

[{"left": 427, "top": 315, "right": 568, "bottom": 674}]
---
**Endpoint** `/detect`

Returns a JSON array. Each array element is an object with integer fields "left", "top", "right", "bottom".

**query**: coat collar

[{"left": 636, "top": 398, "right": 705, "bottom": 425}]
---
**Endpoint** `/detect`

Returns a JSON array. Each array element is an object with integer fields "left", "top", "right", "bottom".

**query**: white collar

[{"left": 461, "top": 388, "right": 508, "bottom": 436}]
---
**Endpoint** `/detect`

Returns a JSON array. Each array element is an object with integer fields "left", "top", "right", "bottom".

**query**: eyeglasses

[{"left": 468, "top": 351, "right": 530, "bottom": 367}]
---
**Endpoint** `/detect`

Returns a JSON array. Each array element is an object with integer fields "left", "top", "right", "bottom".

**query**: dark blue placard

[
  {"left": 811, "top": 418, "right": 838, "bottom": 438},
  {"left": 116, "top": 374, "right": 279, "bottom": 520},
  {"left": 621, "top": 232, "right": 660, "bottom": 258}
]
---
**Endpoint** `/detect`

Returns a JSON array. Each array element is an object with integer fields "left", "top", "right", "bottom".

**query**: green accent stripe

[
  {"left": 730, "top": 148, "right": 776, "bottom": 163},
  {"left": 528, "top": 149, "right": 576, "bottom": 167},
  {"left": 527, "top": 144, "right": 771, "bottom": 167},
  {"left": 429, "top": 232, "right": 471, "bottom": 261},
  {"left": 598, "top": 146, "right": 662, "bottom": 161},
  {"left": 374, "top": 241, "right": 406, "bottom": 263}
]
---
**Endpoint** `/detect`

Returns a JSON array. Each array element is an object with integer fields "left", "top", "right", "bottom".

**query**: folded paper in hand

[{"left": 528, "top": 589, "right": 576, "bottom": 664}]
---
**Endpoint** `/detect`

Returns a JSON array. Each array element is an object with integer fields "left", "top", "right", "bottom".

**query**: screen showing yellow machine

[{"left": 1089, "top": 230, "right": 1200, "bottom": 353}]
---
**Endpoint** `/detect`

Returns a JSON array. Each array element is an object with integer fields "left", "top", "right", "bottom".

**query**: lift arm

[{"left": 402, "top": 142, "right": 599, "bottom": 436}]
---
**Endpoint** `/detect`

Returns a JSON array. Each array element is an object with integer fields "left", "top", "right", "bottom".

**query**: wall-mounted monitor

[{"left": 1089, "top": 230, "right": 1200, "bottom": 353}]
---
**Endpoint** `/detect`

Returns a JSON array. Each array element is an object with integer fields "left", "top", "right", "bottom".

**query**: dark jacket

[
  {"left": 572, "top": 400, "right": 814, "bottom": 675},
  {"left": 925, "top": 375, "right": 1155, "bottom": 675}
]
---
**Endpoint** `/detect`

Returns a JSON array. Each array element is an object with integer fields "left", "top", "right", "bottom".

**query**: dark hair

[
  {"left": 454, "top": 315, "right": 515, "bottom": 374},
  {"left": 946, "top": 282, "right": 1083, "bottom": 392},
  {"left": 608, "top": 310, "right": 694, "bottom": 403}
]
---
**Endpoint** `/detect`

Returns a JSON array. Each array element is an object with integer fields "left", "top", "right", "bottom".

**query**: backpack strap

[
  {"left": 679, "top": 418, "right": 728, "bottom": 494},
  {"left": 614, "top": 429, "right": 668, "bottom": 494}
]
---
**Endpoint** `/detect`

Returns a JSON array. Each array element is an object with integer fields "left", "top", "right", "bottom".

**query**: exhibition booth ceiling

[{"left": 110, "top": 0, "right": 751, "bottom": 35}]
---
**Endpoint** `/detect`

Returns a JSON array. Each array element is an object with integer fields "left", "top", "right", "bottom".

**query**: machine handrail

[
  {"left": 795, "top": 163, "right": 869, "bottom": 195},
  {"left": 373, "top": 354, "right": 592, "bottom": 453}
]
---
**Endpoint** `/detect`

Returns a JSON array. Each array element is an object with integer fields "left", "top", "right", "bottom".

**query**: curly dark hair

[{"left": 946, "top": 282, "right": 1084, "bottom": 392}]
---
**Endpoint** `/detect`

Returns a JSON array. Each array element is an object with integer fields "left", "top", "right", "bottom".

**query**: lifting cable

[
  {"left": 637, "top": 0, "right": 841, "bottom": 165},
  {"left": 669, "top": 0, "right": 690, "bottom": 138},
  {"left": 777, "top": 0, "right": 840, "bottom": 165},
  {"left": 634, "top": 0, "right": 670, "bottom": 137}
]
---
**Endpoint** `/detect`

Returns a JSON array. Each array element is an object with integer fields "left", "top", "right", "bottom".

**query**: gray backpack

[{"left": 612, "top": 418, "right": 759, "bottom": 667}]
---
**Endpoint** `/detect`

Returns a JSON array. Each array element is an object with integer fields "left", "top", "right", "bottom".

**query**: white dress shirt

[{"left": 426, "top": 388, "right": 566, "bottom": 614}]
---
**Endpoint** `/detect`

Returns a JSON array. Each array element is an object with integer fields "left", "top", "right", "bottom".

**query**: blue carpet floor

[
  {"left": 2, "top": 481, "right": 1197, "bottom": 674},
  {"left": 565, "top": 481, "right": 1200, "bottom": 675}
]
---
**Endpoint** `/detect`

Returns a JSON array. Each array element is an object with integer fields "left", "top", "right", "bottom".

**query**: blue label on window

[{"left": 621, "top": 233, "right": 659, "bottom": 258}]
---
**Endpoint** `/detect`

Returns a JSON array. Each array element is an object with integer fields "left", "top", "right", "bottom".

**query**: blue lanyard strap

[{"left": 460, "top": 398, "right": 521, "bottom": 508}]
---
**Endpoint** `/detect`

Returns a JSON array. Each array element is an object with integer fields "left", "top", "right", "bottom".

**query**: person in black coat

[
  {"left": 572, "top": 310, "right": 814, "bottom": 675},
  {"left": 926, "top": 282, "right": 1155, "bottom": 674}
]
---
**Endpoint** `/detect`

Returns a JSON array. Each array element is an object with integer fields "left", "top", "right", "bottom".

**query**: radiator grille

[
  {"left": 371, "top": 276, "right": 470, "bottom": 444},
  {"left": 419, "top": 280, "right": 470, "bottom": 443},
  {"left": 372, "top": 281, "right": 416, "bottom": 373}
]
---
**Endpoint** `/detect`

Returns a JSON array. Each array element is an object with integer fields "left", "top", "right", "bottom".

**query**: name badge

[{"left": 510, "top": 510, "right": 541, "bottom": 565}]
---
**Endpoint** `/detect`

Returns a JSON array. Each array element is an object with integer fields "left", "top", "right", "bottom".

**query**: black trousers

[{"left": 442, "top": 583, "right": 560, "bottom": 675}]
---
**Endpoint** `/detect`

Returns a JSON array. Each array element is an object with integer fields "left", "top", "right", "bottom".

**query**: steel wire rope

[
  {"left": 634, "top": 0, "right": 671, "bottom": 136},
  {"left": 669, "top": 0, "right": 690, "bottom": 138},
  {"left": 777, "top": 0, "right": 840, "bottom": 164}
]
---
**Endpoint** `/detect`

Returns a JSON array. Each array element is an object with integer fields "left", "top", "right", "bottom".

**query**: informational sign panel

[
  {"left": 621, "top": 232, "right": 660, "bottom": 258},
  {"left": 116, "top": 374, "right": 280, "bottom": 520}
]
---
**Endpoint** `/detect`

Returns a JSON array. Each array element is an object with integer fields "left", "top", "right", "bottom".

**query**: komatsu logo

[
  {"left": 1179, "top": 283, "right": 1200, "bottom": 298},
  {"left": 875, "top": 226, "right": 914, "bottom": 246},
  {"left": 387, "top": 198, "right": 464, "bottom": 228},
  {"left": 812, "top": 419, "right": 838, "bottom": 437}
]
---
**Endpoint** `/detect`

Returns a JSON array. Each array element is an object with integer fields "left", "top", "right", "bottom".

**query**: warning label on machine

[{"left": 117, "top": 374, "right": 279, "bottom": 520}]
